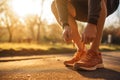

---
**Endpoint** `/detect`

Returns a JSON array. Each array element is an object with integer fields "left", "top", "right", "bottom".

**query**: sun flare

[
  {"left": 9, "top": 0, "right": 55, "bottom": 24},
  {"left": 9, "top": 0, "right": 41, "bottom": 17}
]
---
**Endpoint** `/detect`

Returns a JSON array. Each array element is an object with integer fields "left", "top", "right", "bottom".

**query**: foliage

[
  {"left": 102, "top": 26, "right": 120, "bottom": 45},
  {"left": 44, "top": 23, "right": 63, "bottom": 43},
  {"left": 0, "top": 0, "right": 119, "bottom": 45}
]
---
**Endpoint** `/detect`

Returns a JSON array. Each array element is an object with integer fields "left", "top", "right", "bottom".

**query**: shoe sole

[
  {"left": 74, "top": 64, "right": 104, "bottom": 71},
  {"left": 64, "top": 63, "right": 74, "bottom": 67}
]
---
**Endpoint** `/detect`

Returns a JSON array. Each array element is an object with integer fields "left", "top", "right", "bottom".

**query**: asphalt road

[{"left": 0, "top": 52, "right": 120, "bottom": 80}]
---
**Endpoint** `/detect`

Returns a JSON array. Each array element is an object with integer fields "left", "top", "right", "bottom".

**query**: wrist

[
  {"left": 88, "top": 18, "right": 98, "bottom": 25},
  {"left": 62, "top": 23, "right": 69, "bottom": 29}
]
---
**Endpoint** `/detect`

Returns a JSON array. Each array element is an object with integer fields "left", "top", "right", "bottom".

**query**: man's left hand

[{"left": 81, "top": 23, "right": 97, "bottom": 44}]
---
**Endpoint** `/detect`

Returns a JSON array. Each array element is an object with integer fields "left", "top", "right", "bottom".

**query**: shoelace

[{"left": 73, "top": 42, "right": 86, "bottom": 61}]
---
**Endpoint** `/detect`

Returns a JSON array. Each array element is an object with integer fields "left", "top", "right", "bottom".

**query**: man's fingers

[
  {"left": 84, "top": 35, "right": 89, "bottom": 44},
  {"left": 82, "top": 34, "right": 95, "bottom": 44},
  {"left": 89, "top": 37, "right": 94, "bottom": 43},
  {"left": 84, "top": 36, "right": 87, "bottom": 44},
  {"left": 86, "top": 36, "right": 96, "bottom": 44},
  {"left": 81, "top": 33, "right": 88, "bottom": 44},
  {"left": 63, "top": 34, "right": 69, "bottom": 41},
  {"left": 63, "top": 31, "right": 71, "bottom": 42},
  {"left": 62, "top": 26, "right": 72, "bottom": 43},
  {"left": 86, "top": 37, "right": 90, "bottom": 44},
  {"left": 81, "top": 34, "right": 84, "bottom": 42}
]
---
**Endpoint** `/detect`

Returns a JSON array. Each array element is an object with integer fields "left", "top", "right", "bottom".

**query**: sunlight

[
  {"left": 42, "top": 0, "right": 55, "bottom": 24},
  {"left": 9, "top": 0, "right": 55, "bottom": 24},
  {"left": 9, "top": 0, "right": 41, "bottom": 17}
]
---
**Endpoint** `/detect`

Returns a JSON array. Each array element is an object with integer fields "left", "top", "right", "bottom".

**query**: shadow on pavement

[
  {"left": 0, "top": 48, "right": 75, "bottom": 57},
  {"left": 0, "top": 57, "right": 54, "bottom": 62},
  {"left": 77, "top": 68, "right": 120, "bottom": 80}
]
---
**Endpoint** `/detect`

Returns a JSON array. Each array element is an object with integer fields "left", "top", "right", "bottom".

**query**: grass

[
  {"left": 0, "top": 42, "right": 75, "bottom": 51},
  {"left": 0, "top": 42, "right": 120, "bottom": 51},
  {"left": 0, "top": 42, "right": 120, "bottom": 57},
  {"left": 0, "top": 43, "right": 76, "bottom": 57},
  {"left": 99, "top": 44, "right": 120, "bottom": 51}
]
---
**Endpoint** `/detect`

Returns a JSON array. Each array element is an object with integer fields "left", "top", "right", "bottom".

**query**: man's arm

[
  {"left": 82, "top": 0, "right": 101, "bottom": 44},
  {"left": 55, "top": 0, "right": 71, "bottom": 42},
  {"left": 88, "top": 0, "right": 101, "bottom": 25},
  {"left": 55, "top": 0, "right": 68, "bottom": 27}
]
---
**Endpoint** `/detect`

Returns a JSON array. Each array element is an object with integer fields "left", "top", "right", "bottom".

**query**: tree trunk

[
  {"left": 37, "top": 0, "right": 44, "bottom": 43},
  {"left": 7, "top": 26, "right": 12, "bottom": 42},
  {"left": 37, "top": 18, "right": 41, "bottom": 43},
  {"left": 37, "top": 26, "right": 40, "bottom": 43}
]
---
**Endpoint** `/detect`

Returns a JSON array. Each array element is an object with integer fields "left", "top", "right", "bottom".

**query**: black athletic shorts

[
  {"left": 71, "top": 0, "right": 119, "bottom": 21},
  {"left": 107, "top": 0, "right": 119, "bottom": 16}
]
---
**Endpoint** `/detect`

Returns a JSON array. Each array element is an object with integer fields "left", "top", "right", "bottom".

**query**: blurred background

[{"left": 0, "top": 0, "right": 120, "bottom": 54}]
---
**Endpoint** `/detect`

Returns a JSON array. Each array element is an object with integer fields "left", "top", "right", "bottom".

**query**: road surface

[{"left": 0, "top": 52, "right": 120, "bottom": 80}]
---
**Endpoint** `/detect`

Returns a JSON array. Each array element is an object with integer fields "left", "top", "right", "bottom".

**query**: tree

[
  {"left": 116, "top": 5, "right": 120, "bottom": 24},
  {"left": 36, "top": 0, "right": 44, "bottom": 43},
  {"left": 102, "top": 26, "right": 120, "bottom": 44},
  {"left": 2, "top": 3, "right": 19, "bottom": 42},
  {"left": 46, "top": 23, "right": 63, "bottom": 43}
]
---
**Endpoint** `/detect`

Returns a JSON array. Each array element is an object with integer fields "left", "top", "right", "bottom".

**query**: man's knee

[
  {"left": 51, "top": 1, "right": 55, "bottom": 14},
  {"left": 51, "top": 1, "right": 61, "bottom": 24}
]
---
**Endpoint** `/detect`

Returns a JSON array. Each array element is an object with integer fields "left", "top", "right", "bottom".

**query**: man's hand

[
  {"left": 62, "top": 25, "right": 72, "bottom": 43},
  {"left": 82, "top": 23, "right": 97, "bottom": 44}
]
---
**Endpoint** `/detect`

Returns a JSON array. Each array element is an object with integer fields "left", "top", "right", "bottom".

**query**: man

[{"left": 51, "top": 0, "right": 119, "bottom": 70}]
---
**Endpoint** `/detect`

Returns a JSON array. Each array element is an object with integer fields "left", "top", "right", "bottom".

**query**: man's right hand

[{"left": 62, "top": 25, "right": 72, "bottom": 43}]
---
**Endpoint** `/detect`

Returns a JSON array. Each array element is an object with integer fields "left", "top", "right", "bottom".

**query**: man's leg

[
  {"left": 90, "top": 0, "right": 107, "bottom": 52},
  {"left": 51, "top": 1, "right": 86, "bottom": 66},
  {"left": 51, "top": 1, "right": 84, "bottom": 51},
  {"left": 67, "top": 3, "right": 85, "bottom": 52},
  {"left": 74, "top": 0, "right": 107, "bottom": 70}
]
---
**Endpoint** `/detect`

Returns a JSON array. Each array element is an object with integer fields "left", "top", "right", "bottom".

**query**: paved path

[{"left": 0, "top": 52, "right": 120, "bottom": 80}]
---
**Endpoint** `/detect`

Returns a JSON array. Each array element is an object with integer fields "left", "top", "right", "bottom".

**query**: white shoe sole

[
  {"left": 64, "top": 63, "right": 74, "bottom": 67},
  {"left": 74, "top": 64, "right": 104, "bottom": 71}
]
